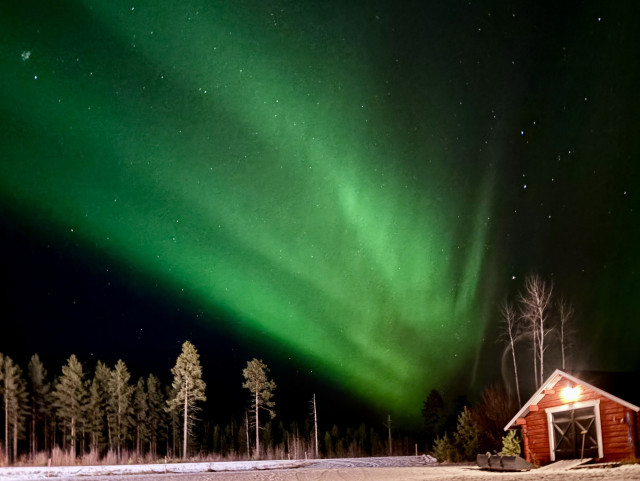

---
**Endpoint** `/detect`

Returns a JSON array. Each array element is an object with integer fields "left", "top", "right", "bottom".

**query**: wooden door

[{"left": 552, "top": 406, "right": 599, "bottom": 459}]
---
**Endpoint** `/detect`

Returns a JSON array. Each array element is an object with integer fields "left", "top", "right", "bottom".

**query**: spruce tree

[
  {"left": 107, "top": 360, "right": 134, "bottom": 461},
  {"left": 167, "top": 341, "right": 206, "bottom": 459},
  {"left": 52, "top": 354, "right": 87, "bottom": 459},
  {"left": 242, "top": 358, "right": 276, "bottom": 459},
  {"left": 422, "top": 389, "right": 445, "bottom": 447}
]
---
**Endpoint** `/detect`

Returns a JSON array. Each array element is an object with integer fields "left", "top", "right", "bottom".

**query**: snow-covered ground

[
  {"left": 0, "top": 458, "right": 306, "bottom": 480},
  {"left": 0, "top": 457, "right": 638, "bottom": 481},
  {"left": 0, "top": 457, "right": 424, "bottom": 480}
]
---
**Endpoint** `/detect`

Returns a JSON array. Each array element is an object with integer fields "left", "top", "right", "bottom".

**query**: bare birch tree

[
  {"left": 558, "top": 298, "right": 575, "bottom": 370},
  {"left": 499, "top": 301, "right": 522, "bottom": 406},
  {"left": 519, "top": 275, "right": 554, "bottom": 388}
]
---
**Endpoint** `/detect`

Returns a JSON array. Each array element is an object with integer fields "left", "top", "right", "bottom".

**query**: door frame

[{"left": 546, "top": 399, "right": 603, "bottom": 461}]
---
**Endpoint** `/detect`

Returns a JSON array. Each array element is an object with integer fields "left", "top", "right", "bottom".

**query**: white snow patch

[{"left": 0, "top": 459, "right": 307, "bottom": 480}]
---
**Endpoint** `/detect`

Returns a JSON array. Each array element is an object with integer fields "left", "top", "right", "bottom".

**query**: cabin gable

[{"left": 507, "top": 371, "right": 639, "bottom": 466}]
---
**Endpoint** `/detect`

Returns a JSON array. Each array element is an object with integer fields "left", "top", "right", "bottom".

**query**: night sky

[{"left": 1, "top": 1, "right": 639, "bottom": 427}]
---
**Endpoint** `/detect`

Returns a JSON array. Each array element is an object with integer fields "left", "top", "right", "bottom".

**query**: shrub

[
  {"left": 472, "top": 385, "right": 518, "bottom": 452},
  {"left": 454, "top": 406, "right": 479, "bottom": 461},
  {"left": 432, "top": 433, "right": 455, "bottom": 463},
  {"left": 51, "top": 447, "right": 76, "bottom": 466},
  {"left": 500, "top": 430, "right": 521, "bottom": 456}
]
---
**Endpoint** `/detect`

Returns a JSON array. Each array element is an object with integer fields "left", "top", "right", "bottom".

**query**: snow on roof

[{"left": 504, "top": 369, "right": 640, "bottom": 430}]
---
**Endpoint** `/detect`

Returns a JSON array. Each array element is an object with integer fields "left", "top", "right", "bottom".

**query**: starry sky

[{"left": 1, "top": 1, "right": 639, "bottom": 426}]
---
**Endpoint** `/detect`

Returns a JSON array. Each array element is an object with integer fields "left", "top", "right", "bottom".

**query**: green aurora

[
  {"left": 1, "top": 1, "right": 494, "bottom": 415},
  {"left": 7, "top": 1, "right": 638, "bottom": 420}
]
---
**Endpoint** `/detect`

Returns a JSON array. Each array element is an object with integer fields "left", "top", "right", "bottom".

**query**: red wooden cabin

[{"left": 504, "top": 369, "right": 640, "bottom": 466}]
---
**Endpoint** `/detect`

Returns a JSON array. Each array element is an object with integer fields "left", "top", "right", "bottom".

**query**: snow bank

[{"left": 0, "top": 458, "right": 308, "bottom": 480}]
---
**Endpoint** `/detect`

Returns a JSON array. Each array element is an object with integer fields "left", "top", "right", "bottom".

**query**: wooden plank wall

[
  {"left": 635, "top": 409, "right": 640, "bottom": 459},
  {"left": 521, "top": 377, "right": 637, "bottom": 465}
]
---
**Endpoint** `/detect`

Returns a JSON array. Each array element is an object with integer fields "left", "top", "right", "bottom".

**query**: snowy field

[{"left": 1, "top": 457, "right": 639, "bottom": 481}]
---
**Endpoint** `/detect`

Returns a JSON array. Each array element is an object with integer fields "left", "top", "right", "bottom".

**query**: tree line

[
  {"left": 0, "top": 341, "right": 204, "bottom": 465},
  {"left": 3, "top": 274, "right": 571, "bottom": 465},
  {"left": 0, "top": 342, "right": 414, "bottom": 466}
]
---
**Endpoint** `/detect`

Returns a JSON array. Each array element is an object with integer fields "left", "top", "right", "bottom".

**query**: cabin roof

[
  {"left": 564, "top": 370, "right": 640, "bottom": 406},
  {"left": 504, "top": 369, "right": 640, "bottom": 430}
]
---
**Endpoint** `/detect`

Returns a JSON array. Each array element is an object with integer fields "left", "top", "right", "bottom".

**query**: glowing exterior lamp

[{"left": 561, "top": 385, "right": 580, "bottom": 403}]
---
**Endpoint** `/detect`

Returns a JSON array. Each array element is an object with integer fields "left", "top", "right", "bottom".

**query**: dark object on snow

[{"left": 476, "top": 453, "right": 533, "bottom": 471}]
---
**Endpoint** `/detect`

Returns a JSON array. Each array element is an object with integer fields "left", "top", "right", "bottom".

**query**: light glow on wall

[{"left": 561, "top": 386, "right": 580, "bottom": 403}]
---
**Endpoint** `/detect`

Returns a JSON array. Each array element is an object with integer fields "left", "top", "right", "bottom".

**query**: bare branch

[
  {"left": 518, "top": 275, "right": 554, "bottom": 388},
  {"left": 499, "top": 301, "right": 522, "bottom": 407},
  {"left": 558, "top": 297, "right": 575, "bottom": 369}
]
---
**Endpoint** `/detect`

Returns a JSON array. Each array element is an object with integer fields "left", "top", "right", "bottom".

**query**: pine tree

[
  {"left": 242, "top": 358, "right": 276, "bottom": 459},
  {"left": 86, "top": 361, "right": 111, "bottom": 455},
  {"left": 0, "top": 353, "right": 4, "bottom": 462},
  {"left": 2, "top": 355, "right": 29, "bottom": 464},
  {"left": 27, "top": 354, "right": 50, "bottom": 456},
  {"left": 167, "top": 341, "right": 206, "bottom": 460},
  {"left": 52, "top": 354, "right": 87, "bottom": 459},
  {"left": 133, "top": 377, "right": 148, "bottom": 456},
  {"left": 164, "top": 384, "right": 179, "bottom": 457},
  {"left": 86, "top": 375, "right": 103, "bottom": 454},
  {"left": 145, "top": 374, "right": 164, "bottom": 459},
  {"left": 107, "top": 360, "right": 134, "bottom": 461}
]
